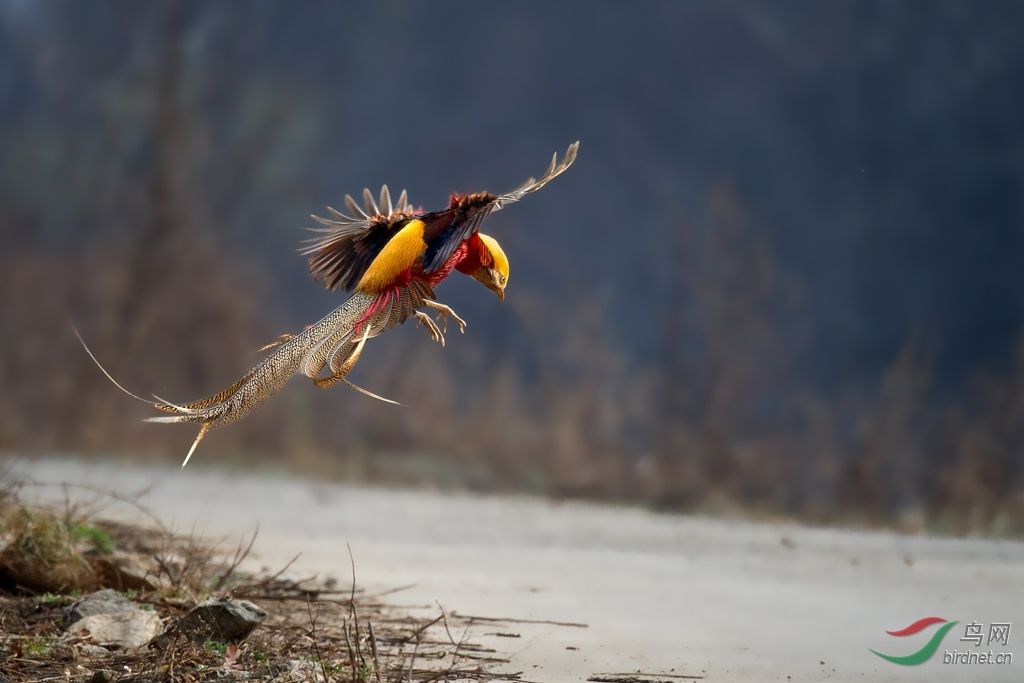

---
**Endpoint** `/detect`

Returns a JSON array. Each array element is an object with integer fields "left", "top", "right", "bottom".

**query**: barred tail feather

[
  {"left": 77, "top": 285, "right": 427, "bottom": 467},
  {"left": 143, "top": 415, "right": 191, "bottom": 424},
  {"left": 181, "top": 423, "right": 211, "bottom": 468}
]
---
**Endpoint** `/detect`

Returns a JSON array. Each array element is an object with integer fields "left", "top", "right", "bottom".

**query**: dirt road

[{"left": 11, "top": 457, "right": 1023, "bottom": 682}]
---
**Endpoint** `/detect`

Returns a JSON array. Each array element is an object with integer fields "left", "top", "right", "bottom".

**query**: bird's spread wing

[
  {"left": 303, "top": 141, "right": 579, "bottom": 286},
  {"left": 419, "top": 141, "right": 579, "bottom": 272},
  {"left": 302, "top": 185, "right": 416, "bottom": 291},
  {"left": 492, "top": 140, "right": 579, "bottom": 212}
]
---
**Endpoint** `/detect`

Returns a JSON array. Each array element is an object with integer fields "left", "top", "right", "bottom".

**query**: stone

[
  {"left": 78, "top": 644, "right": 111, "bottom": 657},
  {"left": 161, "top": 597, "right": 266, "bottom": 644},
  {"left": 65, "top": 610, "right": 162, "bottom": 649},
  {"left": 88, "top": 552, "right": 157, "bottom": 592},
  {"left": 66, "top": 589, "right": 137, "bottom": 624}
]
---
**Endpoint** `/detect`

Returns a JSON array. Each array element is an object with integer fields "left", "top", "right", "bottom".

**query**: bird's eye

[{"left": 499, "top": 275, "right": 506, "bottom": 284}]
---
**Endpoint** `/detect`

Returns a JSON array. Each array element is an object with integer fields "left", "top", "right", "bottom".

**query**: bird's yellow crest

[{"left": 478, "top": 233, "right": 509, "bottom": 284}]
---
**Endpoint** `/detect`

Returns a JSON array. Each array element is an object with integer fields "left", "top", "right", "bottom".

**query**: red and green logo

[{"left": 871, "top": 617, "right": 959, "bottom": 665}]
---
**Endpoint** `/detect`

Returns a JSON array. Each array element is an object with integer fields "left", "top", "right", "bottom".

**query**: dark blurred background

[{"left": 1, "top": 1, "right": 1022, "bottom": 534}]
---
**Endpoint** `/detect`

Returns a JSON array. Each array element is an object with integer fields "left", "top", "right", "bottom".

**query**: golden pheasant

[{"left": 80, "top": 142, "right": 579, "bottom": 466}]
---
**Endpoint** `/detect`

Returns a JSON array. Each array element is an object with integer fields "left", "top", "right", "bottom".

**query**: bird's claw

[
  {"left": 414, "top": 311, "right": 445, "bottom": 347},
  {"left": 423, "top": 299, "right": 467, "bottom": 335}
]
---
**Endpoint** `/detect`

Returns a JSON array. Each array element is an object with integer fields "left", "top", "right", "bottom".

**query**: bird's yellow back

[{"left": 356, "top": 219, "right": 427, "bottom": 293}]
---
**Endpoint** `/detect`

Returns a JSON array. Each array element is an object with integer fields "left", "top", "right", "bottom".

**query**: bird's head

[{"left": 471, "top": 233, "right": 509, "bottom": 301}]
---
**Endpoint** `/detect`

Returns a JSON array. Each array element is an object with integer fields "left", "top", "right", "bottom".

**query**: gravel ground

[{"left": 10, "top": 456, "right": 1024, "bottom": 682}]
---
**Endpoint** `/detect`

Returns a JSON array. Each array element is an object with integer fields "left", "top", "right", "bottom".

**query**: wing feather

[
  {"left": 420, "top": 141, "right": 579, "bottom": 272},
  {"left": 303, "top": 186, "right": 415, "bottom": 291},
  {"left": 302, "top": 142, "right": 577, "bottom": 290},
  {"left": 492, "top": 141, "right": 579, "bottom": 211}
]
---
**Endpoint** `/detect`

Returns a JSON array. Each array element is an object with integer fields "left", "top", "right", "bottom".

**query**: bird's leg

[
  {"left": 423, "top": 299, "right": 467, "bottom": 334},
  {"left": 413, "top": 310, "right": 445, "bottom": 347}
]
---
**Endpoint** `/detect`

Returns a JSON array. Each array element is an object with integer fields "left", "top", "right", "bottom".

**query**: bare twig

[
  {"left": 344, "top": 621, "right": 358, "bottom": 683},
  {"left": 307, "top": 597, "right": 331, "bottom": 683},
  {"left": 405, "top": 633, "right": 420, "bottom": 683},
  {"left": 436, "top": 601, "right": 457, "bottom": 647},
  {"left": 233, "top": 551, "right": 301, "bottom": 597},
  {"left": 454, "top": 612, "right": 589, "bottom": 628},
  {"left": 213, "top": 525, "right": 258, "bottom": 591},
  {"left": 19, "top": 478, "right": 169, "bottom": 534},
  {"left": 403, "top": 614, "right": 444, "bottom": 644},
  {"left": 589, "top": 675, "right": 706, "bottom": 682},
  {"left": 368, "top": 621, "right": 383, "bottom": 683},
  {"left": 346, "top": 542, "right": 366, "bottom": 671}
]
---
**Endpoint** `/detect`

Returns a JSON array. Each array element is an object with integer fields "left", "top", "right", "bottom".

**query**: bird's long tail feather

[
  {"left": 75, "top": 284, "right": 428, "bottom": 467},
  {"left": 72, "top": 325, "right": 155, "bottom": 407}
]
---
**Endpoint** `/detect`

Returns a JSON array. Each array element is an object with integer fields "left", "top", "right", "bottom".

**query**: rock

[
  {"left": 88, "top": 671, "right": 116, "bottom": 683},
  {"left": 161, "top": 597, "right": 266, "bottom": 644},
  {"left": 88, "top": 552, "right": 157, "bottom": 592},
  {"left": 78, "top": 643, "right": 111, "bottom": 657},
  {"left": 66, "top": 589, "right": 137, "bottom": 623},
  {"left": 65, "top": 611, "right": 162, "bottom": 649}
]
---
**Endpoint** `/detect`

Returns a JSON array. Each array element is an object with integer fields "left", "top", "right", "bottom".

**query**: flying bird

[{"left": 79, "top": 142, "right": 579, "bottom": 466}]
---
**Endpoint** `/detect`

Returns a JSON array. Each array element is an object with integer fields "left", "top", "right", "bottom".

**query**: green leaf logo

[{"left": 871, "top": 618, "right": 958, "bottom": 666}]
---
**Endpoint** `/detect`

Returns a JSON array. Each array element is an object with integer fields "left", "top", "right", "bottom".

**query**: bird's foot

[
  {"left": 256, "top": 332, "right": 295, "bottom": 353},
  {"left": 414, "top": 311, "right": 445, "bottom": 347},
  {"left": 423, "top": 299, "right": 467, "bottom": 334}
]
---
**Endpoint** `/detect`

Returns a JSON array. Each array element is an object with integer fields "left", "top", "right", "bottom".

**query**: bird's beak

[
  {"left": 489, "top": 268, "right": 506, "bottom": 301},
  {"left": 471, "top": 266, "right": 507, "bottom": 301}
]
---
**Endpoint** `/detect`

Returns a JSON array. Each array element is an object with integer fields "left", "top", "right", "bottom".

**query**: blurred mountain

[
  {"left": 3, "top": 1, "right": 1021, "bottom": 391},
  {"left": 1, "top": 1, "right": 1022, "bottom": 527}
]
